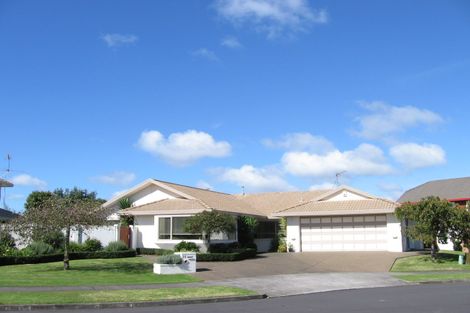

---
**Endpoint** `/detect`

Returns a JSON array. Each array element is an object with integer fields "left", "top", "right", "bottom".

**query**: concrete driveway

[{"left": 194, "top": 252, "right": 417, "bottom": 281}]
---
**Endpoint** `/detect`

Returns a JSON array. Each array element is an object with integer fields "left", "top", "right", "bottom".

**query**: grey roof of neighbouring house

[
  {"left": 0, "top": 178, "right": 13, "bottom": 187},
  {"left": 398, "top": 177, "right": 470, "bottom": 203},
  {"left": 0, "top": 208, "right": 18, "bottom": 221}
]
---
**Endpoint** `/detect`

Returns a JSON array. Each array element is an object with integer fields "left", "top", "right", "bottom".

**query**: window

[
  {"left": 172, "top": 217, "right": 201, "bottom": 240},
  {"left": 158, "top": 217, "right": 171, "bottom": 239},
  {"left": 158, "top": 216, "right": 201, "bottom": 240},
  {"left": 256, "top": 221, "right": 277, "bottom": 239}
]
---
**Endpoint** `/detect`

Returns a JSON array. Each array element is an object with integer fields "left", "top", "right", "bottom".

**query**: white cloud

[
  {"left": 10, "top": 174, "right": 47, "bottom": 190},
  {"left": 309, "top": 182, "right": 336, "bottom": 190},
  {"left": 216, "top": 164, "right": 294, "bottom": 192},
  {"left": 214, "top": 0, "right": 328, "bottom": 38},
  {"left": 7, "top": 194, "right": 25, "bottom": 201},
  {"left": 101, "top": 33, "right": 138, "bottom": 47},
  {"left": 263, "top": 132, "right": 335, "bottom": 153},
  {"left": 111, "top": 190, "right": 127, "bottom": 198},
  {"left": 137, "top": 130, "right": 231, "bottom": 166},
  {"left": 282, "top": 143, "right": 392, "bottom": 178},
  {"left": 221, "top": 36, "right": 243, "bottom": 48},
  {"left": 196, "top": 180, "right": 214, "bottom": 190},
  {"left": 377, "top": 182, "right": 403, "bottom": 200},
  {"left": 355, "top": 101, "right": 443, "bottom": 140},
  {"left": 191, "top": 48, "right": 220, "bottom": 62},
  {"left": 390, "top": 143, "right": 446, "bottom": 169},
  {"left": 91, "top": 171, "right": 136, "bottom": 185}
]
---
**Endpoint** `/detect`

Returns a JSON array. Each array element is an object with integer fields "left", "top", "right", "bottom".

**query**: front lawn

[
  {"left": 0, "top": 287, "right": 255, "bottom": 305},
  {"left": 391, "top": 251, "right": 470, "bottom": 272},
  {"left": 394, "top": 272, "right": 470, "bottom": 282},
  {"left": 0, "top": 257, "right": 200, "bottom": 287}
]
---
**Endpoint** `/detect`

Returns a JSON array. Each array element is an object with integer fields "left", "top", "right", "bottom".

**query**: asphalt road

[{"left": 58, "top": 283, "right": 470, "bottom": 313}]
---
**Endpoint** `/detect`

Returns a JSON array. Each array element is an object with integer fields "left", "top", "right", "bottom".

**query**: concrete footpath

[
  {"left": 206, "top": 272, "right": 410, "bottom": 297},
  {"left": 0, "top": 272, "right": 410, "bottom": 297}
]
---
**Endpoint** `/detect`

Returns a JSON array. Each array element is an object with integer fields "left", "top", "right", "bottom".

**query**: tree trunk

[
  {"left": 63, "top": 227, "right": 70, "bottom": 270},
  {"left": 205, "top": 233, "right": 211, "bottom": 252},
  {"left": 430, "top": 238, "right": 439, "bottom": 260}
]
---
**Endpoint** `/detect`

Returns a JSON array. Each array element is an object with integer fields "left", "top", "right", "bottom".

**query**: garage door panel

[{"left": 301, "top": 214, "right": 388, "bottom": 251}]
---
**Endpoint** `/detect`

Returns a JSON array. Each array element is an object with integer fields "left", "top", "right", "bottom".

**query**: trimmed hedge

[
  {"left": 136, "top": 248, "right": 174, "bottom": 256},
  {"left": 197, "top": 248, "right": 257, "bottom": 262},
  {"left": 0, "top": 250, "right": 137, "bottom": 266}
]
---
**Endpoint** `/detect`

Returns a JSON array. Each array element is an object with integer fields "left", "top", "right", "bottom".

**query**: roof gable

[
  {"left": 314, "top": 186, "right": 374, "bottom": 202},
  {"left": 103, "top": 179, "right": 194, "bottom": 208}
]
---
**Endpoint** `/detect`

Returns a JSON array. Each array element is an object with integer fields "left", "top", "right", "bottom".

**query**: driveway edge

[{"left": 0, "top": 294, "right": 267, "bottom": 311}]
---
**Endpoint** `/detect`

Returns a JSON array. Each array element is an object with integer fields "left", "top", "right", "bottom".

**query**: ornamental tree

[
  {"left": 448, "top": 204, "right": 470, "bottom": 263},
  {"left": 396, "top": 197, "right": 455, "bottom": 259},
  {"left": 183, "top": 210, "right": 236, "bottom": 246},
  {"left": 14, "top": 188, "right": 108, "bottom": 270}
]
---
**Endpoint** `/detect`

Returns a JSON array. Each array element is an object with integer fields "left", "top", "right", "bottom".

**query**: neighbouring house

[
  {"left": 103, "top": 178, "right": 408, "bottom": 252},
  {"left": 398, "top": 177, "right": 470, "bottom": 251},
  {"left": 0, "top": 178, "right": 17, "bottom": 223},
  {"left": 0, "top": 208, "right": 18, "bottom": 223}
]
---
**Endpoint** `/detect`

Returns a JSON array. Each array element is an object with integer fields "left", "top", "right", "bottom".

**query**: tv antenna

[{"left": 335, "top": 171, "right": 347, "bottom": 186}]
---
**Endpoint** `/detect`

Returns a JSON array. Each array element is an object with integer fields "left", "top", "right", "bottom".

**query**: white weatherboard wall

[
  {"left": 323, "top": 190, "right": 368, "bottom": 202},
  {"left": 386, "top": 214, "right": 404, "bottom": 252},
  {"left": 134, "top": 215, "right": 158, "bottom": 248},
  {"left": 131, "top": 185, "right": 176, "bottom": 207},
  {"left": 286, "top": 217, "right": 301, "bottom": 252}
]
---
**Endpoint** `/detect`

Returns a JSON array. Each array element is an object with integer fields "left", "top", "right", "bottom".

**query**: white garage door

[{"left": 300, "top": 215, "right": 387, "bottom": 251}]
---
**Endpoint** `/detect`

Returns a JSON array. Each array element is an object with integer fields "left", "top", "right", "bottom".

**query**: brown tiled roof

[
  {"left": 152, "top": 180, "right": 264, "bottom": 217},
  {"left": 122, "top": 199, "right": 207, "bottom": 215},
  {"left": 398, "top": 177, "right": 470, "bottom": 203},
  {"left": 274, "top": 198, "right": 398, "bottom": 217},
  {"left": 234, "top": 190, "right": 331, "bottom": 218}
]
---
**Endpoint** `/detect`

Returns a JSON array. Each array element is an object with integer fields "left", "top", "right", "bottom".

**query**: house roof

[
  {"left": 110, "top": 178, "right": 398, "bottom": 218},
  {"left": 122, "top": 198, "right": 207, "bottom": 216},
  {"left": 151, "top": 180, "right": 265, "bottom": 217},
  {"left": 0, "top": 178, "right": 13, "bottom": 188},
  {"left": 274, "top": 198, "right": 398, "bottom": 217},
  {"left": 0, "top": 208, "right": 19, "bottom": 221},
  {"left": 398, "top": 177, "right": 470, "bottom": 203},
  {"left": 234, "top": 190, "right": 331, "bottom": 218}
]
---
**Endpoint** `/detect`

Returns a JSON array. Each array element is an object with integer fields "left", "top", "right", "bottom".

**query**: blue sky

[{"left": 1, "top": 0, "right": 469, "bottom": 211}]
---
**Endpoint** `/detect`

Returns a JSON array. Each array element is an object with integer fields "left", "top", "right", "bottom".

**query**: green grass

[
  {"left": 0, "top": 287, "right": 255, "bottom": 305},
  {"left": 0, "top": 257, "right": 200, "bottom": 287},
  {"left": 394, "top": 272, "right": 470, "bottom": 282},
  {"left": 391, "top": 251, "right": 470, "bottom": 272}
]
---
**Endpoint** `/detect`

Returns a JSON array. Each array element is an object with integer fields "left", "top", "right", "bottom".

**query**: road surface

[{"left": 57, "top": 282, "right": 470, "bottom": 313}]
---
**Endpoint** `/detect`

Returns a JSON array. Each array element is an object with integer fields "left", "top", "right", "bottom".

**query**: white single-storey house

[{"left": 103, "top": 178, "right": 408, "bottom": 252}]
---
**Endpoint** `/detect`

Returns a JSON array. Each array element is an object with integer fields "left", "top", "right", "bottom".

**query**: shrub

[
  {"left": 0, "top": 229, "right": 15, "bottom": 249},
  {"left": 105, "top": 241, "right": 128, "bottom": 252},
  {"left": 156, "top": 248, "right": 175, "bottom": 255},
  {"left": 0, "top": 229, "right": 16, "bottom": 256},
  {"left": 40, "top": 231, "right": 65, "bottom": 250},
  {"left": 174, "top": 241, "right": 200, "bottom": 252},
  {"left": 68, "top": 242, "right": 85, "bottom": 252},
  {"left": 135, "top": 248, "right": 174, "bottom": 255},
  {"left": 197, "top": 248, "right": 257, "bottom": 262},
  {"left": 0, "top": 250, "right": 137, "bottom": 266},
  {"left": 208, "top": 242, "right": 240, "bottom": 253},
  {"left": 26, "top": 242, "right": 55, "bottom": 256},
  {"left": 82, "top": 238, "right": 102, "bottom": 252},
  {"left": 453, "top": 240, "right": 463, "bottom": 252},
  {"left": 156, "top": 254, "right": 182, "bottom": 264}
]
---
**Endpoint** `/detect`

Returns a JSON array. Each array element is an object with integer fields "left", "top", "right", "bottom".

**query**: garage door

[{"left": 300, "top": 215, "right": 387, "bottom": 251}]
